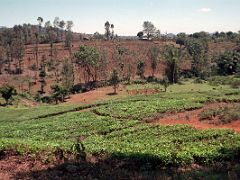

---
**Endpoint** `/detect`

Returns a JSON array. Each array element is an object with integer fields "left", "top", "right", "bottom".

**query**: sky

[{"left": 0, "top": 0, "right": 240, "bottom": 36}]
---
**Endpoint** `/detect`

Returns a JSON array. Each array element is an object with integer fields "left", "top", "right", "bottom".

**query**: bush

[
  {"left": 216, "top": 51, "right": 240, "bottom": 75},
  {"left": 132, "top": 79, "right": 147, "bottom": 84},
  {"left": 180, "top": 70, "right": 194, "bottom": 78},
  {"left": 193, "top": 78, "right": 205, "bottom": 84},
  {"left": 146, "top": 76, "right": 158, "bottom": 83},
  {"left": 207, "top": 76, "right": 237, "bottom": 86},
  {"left": 0, "top": 85, "right": 17, "bottom": 105}
]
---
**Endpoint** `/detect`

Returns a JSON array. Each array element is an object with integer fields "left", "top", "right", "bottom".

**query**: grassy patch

[
  {"left": 200, "top": 104, "right": 240, "bottom": 124},
  {"left": 1, "top": 79, "right": 240, "bottom": 166}
]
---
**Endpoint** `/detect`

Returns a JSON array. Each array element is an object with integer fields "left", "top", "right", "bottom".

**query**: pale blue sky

[{"left": 0, "top": 0, "right": 239, "bottom": 35}]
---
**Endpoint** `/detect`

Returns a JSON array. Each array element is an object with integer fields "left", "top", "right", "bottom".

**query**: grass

[
  {"left": 200, "top": 104, "right": 240, "bottom": 124},
  {"left": 1, "top": 79, "right": 240, "bottom": 167},
  {"left": 0, "top": 103, "right": 86, "bottom": 124},
  {"left": 207, "top": 75, "right": 240, "bottom": 88}
]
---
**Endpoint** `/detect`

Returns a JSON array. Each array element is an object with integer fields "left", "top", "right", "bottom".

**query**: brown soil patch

[
  {"left": 1, "top": 152, "right": 239, "bottom": 179},
  {"left": 65, "top": 85, "right": 128, "bottom": 104},
  {"left": 65, "top": 86, "right": 164, "bottom": 104},
  {"left": 0, "top": 153, "right": 56, "bottom": 179},
  {"left": 154, "top": 103, "right": 240, "bottom": 132}
]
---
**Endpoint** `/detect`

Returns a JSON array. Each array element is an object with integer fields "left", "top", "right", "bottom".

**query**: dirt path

[
  {"left": 154, "top": 103, "right": 240, "bottom": 132},
  {"left": 65, "top": 86, "right": 128, "bottom": 104}
]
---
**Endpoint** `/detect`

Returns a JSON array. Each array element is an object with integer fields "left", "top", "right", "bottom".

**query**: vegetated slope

[
  {"left": 0, "top": 40, "right": 237, "bottom": 94},
  {"left": 1, "top": 80, "right": 240, "bottom": 170}
]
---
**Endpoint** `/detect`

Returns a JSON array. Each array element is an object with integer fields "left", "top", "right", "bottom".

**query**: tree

[
  {"left": 66, "top": 21, "right": 74, "bottom": 31},
  {"left": 109, "top": 69, "right": 119, "bottom": 94},
  {"left": 61, "top": 58, "right": 74, "bottom": 90},
  {"left": 50, "top": 84, "right": 68, "bottom": 104},
  {"left": 216, "top": 51, "right": 240, "bottom": 75},
  {"left": 93, "top": 32, "right": 104, "bottom": 40},
  {"left": 37, "top": 17, "right": 43, "bottom": 32},
  {"left": 38, "top": 64, "right": 46, "bottom": 94},
  {"left": 32, "top": 26, "right": 40, "bottom": 69},
  {"left": 0, "top": 46, "right": 6, "bottom": 74},
  {"left": 59, "top": 20, "right": 65, "bottom": 41},
  {"left": 51, "top": 45, "right": 61, "bottom": 83},
  {"left": 137, "top": 60, "right": 145, "bottom": 79},
  {"left": 143, "top": 21, "right": 156, "bottom": 40},
  {"left": 148, "top": 45, "right": 161, "bottom": 77},
  {"left": 45, "top": 21, "right": 52, "bottom": 29},
  {"left": 185, "top": 39, "right": 209, "bottom": 78},
  {"left": 65, "top": 21, "right": 74, "bottom": 53},
  {"left": 162, "top": 44, "right": 186, "bottom": 84},
  {"left": 1, "top": 28, "right": 16, "bottom": 74},
  {"left": 162, "top": 76, "right": 169, "bottom": 92},
  {"left": 155, "top": 29, "right": 161, "bottom": 39},
  {"left": 74, "top": 45, "right": 100, "bottom": 83},
  {"left": 176, "top": 33, "right": 187, "bottom": 48},
  {"left": 110, "top": 24, "right": 114, "bottom": 40},
  {"left": 137, "top": 31, "right": 144, "bottom": 39},
  {"left": 65, "top": 31, "right": 73, "bottom": 49},
  {"left": 104, "top": 21, "right": 111, "bottom": 40},
  {"left": 53, "top": 17, "right": 60, "bottom": 42},
  {"left": 114, "top": 44, "right": 128, "bottom": 80},
  {"left": 95, "top": 48, "right": 109, "bottom": 81},
  {"left": 0, "top": 85, "right": 17, "bottom": 105},
  {"left": 11, "top": 38, "right": 25, "bottom": 74}
]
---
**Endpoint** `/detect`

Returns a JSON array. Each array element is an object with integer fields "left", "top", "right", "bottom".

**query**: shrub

[
  {"left": 0, "top": 85, "right": 17, "bottom": 105},
  {"left": 146, "top": 76, "right": 158, "bottom": 83},
  {"left": 199, "top": 105, "right": 240, "bottom": 124},
  {"left": 216, "top": 51, "right": 240, "bottom": 75},
  {"left": 109, "top": 69, "right": 120, "bottom": 94}
]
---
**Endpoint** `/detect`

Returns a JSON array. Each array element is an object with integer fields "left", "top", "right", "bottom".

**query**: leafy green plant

[{"left": 0, "top": 85, "right": 17, "bottom": 105}]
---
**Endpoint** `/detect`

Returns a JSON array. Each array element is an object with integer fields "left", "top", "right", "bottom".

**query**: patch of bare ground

[
  {"left": 65, "top": 85, "right": 162, "bottom": 105},
  {"left": 153, "top": 103, "right": 240, "bottom": 132},
  {"left": 65, "top": 85, "right": 128, "bottom": 104},
  {"left": 1, "top": 151, "right": 239, "bottom": 179}
]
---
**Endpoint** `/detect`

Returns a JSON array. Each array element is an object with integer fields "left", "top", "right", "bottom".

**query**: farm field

[
  {"left": 1, "top": 1, "right": 240, "bottom": 178},
  {"left": 1, "top": 79, "right": 240, "bottom": 179}
]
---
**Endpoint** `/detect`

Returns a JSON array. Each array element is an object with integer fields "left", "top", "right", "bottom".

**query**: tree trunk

[
  {"left": 114, "top": 85, "right": 117, "bottom": 94},
  {"left": 172, "top": 61, "right": 176, "bottom": 84}
]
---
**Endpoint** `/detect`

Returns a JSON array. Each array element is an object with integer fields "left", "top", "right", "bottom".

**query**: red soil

[
  {"left": 154, "top": 103, "right": 240, "bottom": 132},
  {"left": 1, "top": 40, "right": 236, "bottom": 95},
  {"left": 65, "top": 85, "right": 128, "bottom": 104},
  {"left": 0, "top": 153, "right": 57, "bottom": 179},
  {"left": 65, "top": 86, "right": 162, "bottom": 104}
]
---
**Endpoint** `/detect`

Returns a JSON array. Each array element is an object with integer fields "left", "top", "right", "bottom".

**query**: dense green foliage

[
  {"left": 0, "top": 85, "right": 17, "bottom": 105},
  {"left": 216, "top": 51, "right": 240, "bottom": 75},
  {"left": 1, "top": 81, "right": 240, "bottom": 166}
]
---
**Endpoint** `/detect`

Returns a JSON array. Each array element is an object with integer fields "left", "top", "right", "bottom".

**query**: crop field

[
  {"left": 1, "top": 0, "right": 240, "bottom": 178},
  {"left": 1, "top": 80, "right": 240, "bottom": 171}
]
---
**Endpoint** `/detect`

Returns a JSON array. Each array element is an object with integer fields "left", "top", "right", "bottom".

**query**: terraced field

[{"left": 1, "top": 80, "right": 240, "bottom": 169}]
